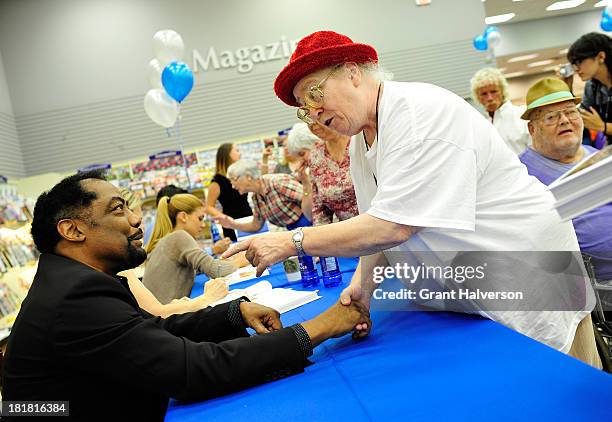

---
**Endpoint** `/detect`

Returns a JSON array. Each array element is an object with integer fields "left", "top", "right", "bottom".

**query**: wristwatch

[{"left": 291, "top": 227, "right": 306, "bottom": 257}]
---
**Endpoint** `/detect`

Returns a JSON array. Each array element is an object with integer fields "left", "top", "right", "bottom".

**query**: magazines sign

[{"left": 192, "top": 35, "right": 298, "bottom": 74}]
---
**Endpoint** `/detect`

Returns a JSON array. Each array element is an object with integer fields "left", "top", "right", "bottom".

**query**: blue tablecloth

[
  {"left": 167, "top": 258, "right": 612, "bottom": 422},
  {"left": 235, "top": 222, "right": 269, "bottom": 240}
]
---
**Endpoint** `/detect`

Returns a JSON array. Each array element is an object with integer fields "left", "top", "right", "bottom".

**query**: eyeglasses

[
  {"left": 297, "top": 65, "right": 342, "bottom": 124},
  {"left": 228, "top": 175, "right": 240, "bottom": 183},
  {"left": 534, "top": 106, "right": 581, "bottom": 126}
]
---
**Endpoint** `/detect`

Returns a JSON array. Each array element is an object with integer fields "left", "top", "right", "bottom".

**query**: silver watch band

[{"left": 292, "top": 228, "right": 305, "bottom": 256}]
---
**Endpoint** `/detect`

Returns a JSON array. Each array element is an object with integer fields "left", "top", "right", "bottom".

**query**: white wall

[
  {"left": 0, "top": 49, "right": 14, "bottom": 115},
  {"left": 0, "top": 0, "right": 486, "bottom": 114},
  {"left": 0, "top": 0, "right": 487, "bottom": 176},
  {"left": 0, "top": 47, "right": 24, "bottom": 179},
  {"left": 495, "top": 10, "right": 603, "bottom": 56}
]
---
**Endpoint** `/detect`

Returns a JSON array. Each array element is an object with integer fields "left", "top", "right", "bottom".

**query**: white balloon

[
  {"left": 153, "top": 29, "right": 184, "bottom": 66},
  {"left": 487, "top": 30, "right": 502, "bottom": 49},
  {"left": 147, "top": 58, "right": 164, "bottom": 89},
  {"left": 144, "top": 89, "right": 179, "bottom": 128}
]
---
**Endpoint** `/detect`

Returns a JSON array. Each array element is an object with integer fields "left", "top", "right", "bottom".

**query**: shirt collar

[{"left": 258, "top": 175, "right": 271, "bottom": 196}]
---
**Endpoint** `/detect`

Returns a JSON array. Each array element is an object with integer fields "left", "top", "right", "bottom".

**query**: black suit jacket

[{"left": 2, "top": 253, "right": 307, "bottom": 421}]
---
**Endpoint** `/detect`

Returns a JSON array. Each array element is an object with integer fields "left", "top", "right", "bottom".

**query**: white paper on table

[
  {"left": 223, "top": 265, "right": 270, "bottom": 286},
  {"left": 210, "top": 280, "right": 321, "bottom": 313}
]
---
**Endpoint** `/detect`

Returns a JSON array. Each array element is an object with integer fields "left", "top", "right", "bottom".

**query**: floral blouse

[{"left": 309, "top": 139, "right": 359, "bottom": 226}]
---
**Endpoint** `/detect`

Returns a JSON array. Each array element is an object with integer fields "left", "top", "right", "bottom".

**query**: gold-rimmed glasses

[{"left": 297, "top": 65, "right": 342, "bottom": 124}]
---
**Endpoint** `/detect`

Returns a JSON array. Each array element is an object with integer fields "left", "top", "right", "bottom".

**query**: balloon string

[{"left": 174, "top": 111, "right": 193, "bottom": 192}]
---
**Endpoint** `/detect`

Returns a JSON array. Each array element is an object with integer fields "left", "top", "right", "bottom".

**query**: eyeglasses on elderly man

[
  {"left": 531, "top": 105, "right": 582, "bottom": 126},
  {"left": 297, "top": 64, "right": 343, "bottom": 125}
]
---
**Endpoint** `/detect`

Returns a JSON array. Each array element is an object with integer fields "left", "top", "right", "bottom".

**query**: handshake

[
  {"left": 301, "top": 299, "right": 371, "bottom": 348},
  {"left": 238, "top": 282, "right": 372, "bottom": 349}
]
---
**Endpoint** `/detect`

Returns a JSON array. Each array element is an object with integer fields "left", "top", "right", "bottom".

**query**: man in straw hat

[
  {"left": 224, "top": 31, "right": 600, "bottom": 367},
  {"left": 519, "top": 78, "right": 612, "bottom": 367}
]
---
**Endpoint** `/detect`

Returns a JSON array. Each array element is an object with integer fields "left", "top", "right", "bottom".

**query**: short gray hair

[
  {"left": 287, "top": 122, "right": 319, "bottom": 155},
  {"left": 227, "top": 159, "right": 261, "bottom": 179}
]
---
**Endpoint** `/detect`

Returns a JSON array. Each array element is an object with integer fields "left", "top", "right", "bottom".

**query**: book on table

[{"left": 211, "top": 280, "right": 321, "bottom": 313}]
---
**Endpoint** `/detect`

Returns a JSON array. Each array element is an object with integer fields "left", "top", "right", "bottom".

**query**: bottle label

[
  {"left": 324, "top": 257, "right": 337, "bottom": 272},
  {"left": 299, "top": 255, "right": 316, "bottom": 273}
]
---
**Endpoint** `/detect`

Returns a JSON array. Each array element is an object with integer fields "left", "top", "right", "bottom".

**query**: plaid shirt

[{"left": 252, "top": 174, "right": 303, "bottom": 227}]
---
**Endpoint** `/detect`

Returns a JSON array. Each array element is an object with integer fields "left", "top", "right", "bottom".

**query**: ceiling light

[
  {"left": 485, "top": 13, "right": 516, "bottom": 24},
  {"left": 546, "top": 0, "right": 586, "bottom": 12},
  {"left": 508, "top": 53, "right": 539, "bottom": 63},
  {"left": 504, "top": 71, "right": 527, "bottom": 78},
  {"left": 527, "top": 59, "right": 555, "bottom": 68},
  {"left": 594, "top": 1, "right": 608, "bottom": 7}
]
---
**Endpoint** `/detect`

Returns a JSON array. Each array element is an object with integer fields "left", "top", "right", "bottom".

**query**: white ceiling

[
  {"left": 496, "top": 44, "right": 570, "bottom": 78},
  {"left": 484, "top": 0, "right": 605, "bottom": 24}
]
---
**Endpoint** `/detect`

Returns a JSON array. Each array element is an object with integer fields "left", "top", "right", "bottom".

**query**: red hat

[{"left": 274, "top": 31, "right": 378, "bottom": 107}]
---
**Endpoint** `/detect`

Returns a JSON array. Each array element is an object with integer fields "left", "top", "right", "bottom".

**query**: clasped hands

[{"left": 238, "top": 297, "right": 371, "bottom": 342}]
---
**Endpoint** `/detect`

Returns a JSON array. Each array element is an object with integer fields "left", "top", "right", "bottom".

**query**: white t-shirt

[
  {"left": 491, "top": 100, "right": 531, "bottom": 155},
  {"left": 350, "top": 81, "right": 593, "bottom": 353}
]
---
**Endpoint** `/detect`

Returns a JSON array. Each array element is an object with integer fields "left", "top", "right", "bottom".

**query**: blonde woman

[
  {"left": 142, "top": 193, "right": 246, "bottom": 304},
  {"left": 117, "top": 190, "right": 228, "bottom": 317}
]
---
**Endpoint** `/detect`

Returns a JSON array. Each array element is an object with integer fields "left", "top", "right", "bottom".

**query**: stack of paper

[
  {"left": 223, "top": 265, "right": 270, "bottom": 286},
  {"left": 212, "top": 281, "right": 321, "bottom": 313},
  {"left": 548, "top": 146, "right": 612, "bottom": 220}
]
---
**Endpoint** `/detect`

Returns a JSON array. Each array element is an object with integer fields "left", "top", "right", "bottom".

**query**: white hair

[
  {"left": 287, "top": 123, "right": 319, "bottom": 155},
  {"left": 470, "top": 67, "right": 509, "bottom": 102},
  {"left": 357, "top": 61, "right": 394, "bottom": 82},
  {"left": 227, "top": 159, "right": 261, "bottom": 179}
]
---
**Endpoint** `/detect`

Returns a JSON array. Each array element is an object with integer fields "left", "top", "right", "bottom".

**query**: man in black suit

[{"left": 2, "top": 170, "right": 369, "bottom": 421}]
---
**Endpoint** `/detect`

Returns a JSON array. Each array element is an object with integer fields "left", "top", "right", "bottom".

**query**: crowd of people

[{"left": 2, "top": 29, "right": 611, "bottom": 420}]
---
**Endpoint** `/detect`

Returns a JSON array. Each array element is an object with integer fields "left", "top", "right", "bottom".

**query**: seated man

[
  {"left": 2, "top": 170, "right": 369, "bottom": 421},
  {"left": 519, "top": 78, "right": 612, "bottom": 312}
]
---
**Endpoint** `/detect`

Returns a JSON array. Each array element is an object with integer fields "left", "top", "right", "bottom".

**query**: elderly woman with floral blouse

[{"left": 286, "top": 122, "right": 358, "bottom": 226}]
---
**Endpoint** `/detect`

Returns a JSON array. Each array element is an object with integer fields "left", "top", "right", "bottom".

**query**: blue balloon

[
  {"left": 603, "top": 8, "right": 611, "bottom": 19},
  {"left": 162, "top": 61, "right": 194, "bottom": 103},
  {"left": 602, "top": 17, "right": 612, "bottom": 32},
  {"left": 473, "top": 35, "right": 488, "bottom": 51},
  {"left": 484, "top": 26, "right": 499, "bottom": 37}
]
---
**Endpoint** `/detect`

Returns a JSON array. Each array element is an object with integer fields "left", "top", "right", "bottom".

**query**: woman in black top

[
  {"left": 568, "top": 32, "right": 612, "bottom": 146},
  {"left": 205, "top": 143, "right": 253, "bottom": 241}
]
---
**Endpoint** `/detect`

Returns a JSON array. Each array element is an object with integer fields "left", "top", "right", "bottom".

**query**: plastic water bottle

[
  {"left": 209, "top": 219, "right": 222, "bottom": 243},
  {"left": 320, "top": 257, "right": 342, "bottom": 287},
  {"left": 299, "top": 255, "right": 320, "bottom": 288}
]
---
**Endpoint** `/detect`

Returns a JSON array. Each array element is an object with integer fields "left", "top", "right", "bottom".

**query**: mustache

[{"left": 128, "top": 229, "right": 144, "bottom": 241}]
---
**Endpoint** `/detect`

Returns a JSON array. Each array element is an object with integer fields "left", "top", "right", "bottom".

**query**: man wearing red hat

[{"left": 224, "top": 31, "right": 598, "bottom": 367}]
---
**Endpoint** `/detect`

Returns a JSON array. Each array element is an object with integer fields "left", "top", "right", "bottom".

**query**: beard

[{"left": 126, "top": 239, "right": 147, "bottom": 269}]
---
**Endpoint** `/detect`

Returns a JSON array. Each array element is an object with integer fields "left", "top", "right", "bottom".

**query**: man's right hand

[
  {"left": 301, "top": 300, "right": 371, "bottom": 347},
  {"left": 215, "top": 214, "right": 236, "bottom": 230},
  {"left": 262, "top": 146, "right": 273, "bottom": 161},
  {"left": 340, "top": 283, "right": 372, "bottom": 339}
]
